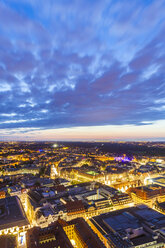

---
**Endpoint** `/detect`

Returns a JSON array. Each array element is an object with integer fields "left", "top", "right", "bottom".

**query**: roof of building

[
  {"left": 65, "top": 200, "right": 85, "bottom": 213},
  {"left": 69, "top": 217, "right": 105, "bottom": 248},
  {"left": 0, "top": 196, "right": 29, "bottom": 230},
  {"left": 89, "top": 205, "right": 165, "bottom": 247},
  {"left": 26, "top": 221, "right": 73, "bottom": 248},
  {"left": 157, "top": 201, "right": 165, "bottom": 209}
]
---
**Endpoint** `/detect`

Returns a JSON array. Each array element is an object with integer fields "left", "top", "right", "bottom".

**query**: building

[
  {"left": 60, "top": 167, "right": 105, "bottom": 182},
  {"left": 154, "top": 200, "right": 165, "bottom": 213},
  {"left": 66, "top": 200, "right": 86, "bottom": 217},
  {"left": 0, "top": 191, "right": 6, "bottom": 199},
  {"left": 129, "top": 184, "right": 165, "bottom": 206},
  {"left": 26, "top": 221, "right": 73, "bottom": 248},
  {"left": 27, "top": 182, "right": 134, "bottom": 226},
  {"left": 112, "top": 179, "right": 141, "bottom": 192},
  {"left": 59, "top": 218, "right": 105, "bottom": 248},
  {"left": 0, "top": 196, "right": 29, "bottom": 236},
  {"left": 110, "top": 193, "right": 133, "bottom": 208},
  {"left": 35, "top": 205, "right": 58, "bottom": 228},
  {"left": 27, "top": 217, "right": 104, "bottom": 248},
  {"left": 88, "top": 205, "right": 165, "bottom": 248}
]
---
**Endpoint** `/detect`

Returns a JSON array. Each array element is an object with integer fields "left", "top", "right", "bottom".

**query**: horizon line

[{"left": 0, "top": 139, "right": 165, "bottom": 142}]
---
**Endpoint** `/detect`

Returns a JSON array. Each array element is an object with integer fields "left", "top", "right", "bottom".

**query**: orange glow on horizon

[{"left": 0, "top": 120, "right": 164, "bottom": 141}]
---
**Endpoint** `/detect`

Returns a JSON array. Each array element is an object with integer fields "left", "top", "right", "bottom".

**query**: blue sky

[{"left": 0, "top": 0, "right": 165, "bottom": 141}]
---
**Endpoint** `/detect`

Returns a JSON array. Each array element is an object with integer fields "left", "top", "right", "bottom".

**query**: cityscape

[
  {"left": 0, "top": 141, "right": 165, "bottom": 247},
  {"left": 0, "top": 0, "right": 165, "bottom": 248}
]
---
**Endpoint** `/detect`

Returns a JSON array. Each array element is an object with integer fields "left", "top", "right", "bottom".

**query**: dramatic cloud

[{"left": 0, "top": 0, "right": 165, "bottom": 140}]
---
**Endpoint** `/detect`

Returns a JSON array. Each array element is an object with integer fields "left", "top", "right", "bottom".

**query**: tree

[
  {"left": 35, "top": 181, "right": 41, "bottom": 187},
  {"left": 39, "top": 166, "right": 46, "bottom": 176}
]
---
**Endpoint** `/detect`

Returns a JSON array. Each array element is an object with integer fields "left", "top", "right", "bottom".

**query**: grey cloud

[{"left": 0, "top": 0, "right": 165, "bottom": 131}]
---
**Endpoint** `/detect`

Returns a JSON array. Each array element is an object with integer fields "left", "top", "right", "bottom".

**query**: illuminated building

[
  {"left": 111, "top": 179, "right": 141, "bottom": 192},
  {"left": 110, "top": 192, "right": 133, "bottom": 207},
  {"left": 61, "top": 218, "right": 105, "bottom": 248},
  {"left": 3, "top": 167, "right": 39, "bottom": 176},
  {"left": 26, "top": 182, "right": 134, "bottom": 226},
  {"left": 129, "top": 184, "right": 165, "bottom": 206},
  {"left": 88, "top": 205, "right": 165, "bottom": 248},
  {"left": 26, "top": 191, "right": 42, "bottom": 224},
  {"left": 0, "top": 191, "right": 6, "bottom": 199},
  {"left": 154, "top": 200, "right": 165, "bottom": 213},
  {"left": 20, "top": 188, "right": 28, "bottom": 211},
  {"left": 0, "top": 196, "right": 29, "bottom": 236},
  {"left": 26, "top": 217, "right": 104, "bottom": 248},
  {"left": 26, "top": 221, "right": 73, "bottom": 248},
  {"left": 61, "top": 167, "right": 105, "bottom": 182},
  {"left": 66, "top": 200, "right": 85, "bottom": 217}
]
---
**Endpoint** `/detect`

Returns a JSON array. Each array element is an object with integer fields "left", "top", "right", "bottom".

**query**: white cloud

[
  {"left": 0, "top": 83, "right": 11, "bottom": 92},
  {"left": 1, "top": 113, "right": 17, "bottom": 117},
  {"left": 142, "top": 64, "right": 160, "bottom": 80}
]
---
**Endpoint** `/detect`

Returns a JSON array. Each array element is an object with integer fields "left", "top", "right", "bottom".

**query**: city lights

[{"left": 0, "top": 0, "right": 165, "bottom": 247}]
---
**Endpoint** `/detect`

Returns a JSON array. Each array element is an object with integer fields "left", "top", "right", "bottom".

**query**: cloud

[{"left": 0, "top": 0, "right": 164, "bottom": 139}]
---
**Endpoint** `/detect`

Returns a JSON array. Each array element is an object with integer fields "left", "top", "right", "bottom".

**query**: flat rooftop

[
  {"left": 104, "top": 211, "right": 140, "bottom": 231},
  {"left": 89, "top": 205, "right": 165, "bottom": 247},
  {"left": 0, "top": 196, "right": 29, "bottom": 230},
  {"left": 40, "top": 206, "right": 55, "bottom": 217},
  {"left": 86, "top": 193, "right": 105, "bottom": 201}
]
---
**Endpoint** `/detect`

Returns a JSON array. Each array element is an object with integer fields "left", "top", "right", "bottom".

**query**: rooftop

[
  {"left": 26, "top": 221, "right": 73, "bottom": 248},
  {"left": 89, "top": 205, "right": 165, "bottom": 247},
  {"left": 0, "top": 196, "right": 29, "bottom": 230},
  {"left": 69, "top": 218, "right": 105, "bottom": 248}
]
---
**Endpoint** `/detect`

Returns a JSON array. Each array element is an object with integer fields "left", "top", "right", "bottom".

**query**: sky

[{"left": 0, "top": 0, "right": 165, "bottom": 141}]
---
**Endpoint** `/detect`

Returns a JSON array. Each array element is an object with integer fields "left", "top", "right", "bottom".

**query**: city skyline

[{"left": 0, "top": 0, "right": 165, "bottom": 141}]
